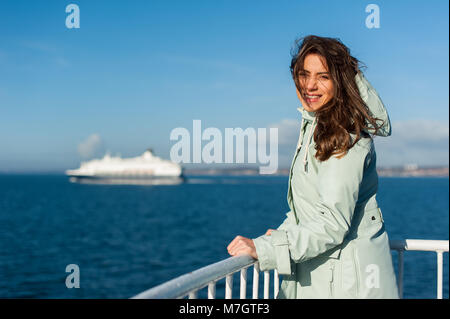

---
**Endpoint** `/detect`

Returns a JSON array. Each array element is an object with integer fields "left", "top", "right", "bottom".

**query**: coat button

[{"left": 371, "top": 216, "right": 376, "bottom": 220}]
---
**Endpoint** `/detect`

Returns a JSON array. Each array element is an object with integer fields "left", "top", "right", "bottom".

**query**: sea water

[{"left": 0, "top": 175, "right": 448, "bottom": 299}]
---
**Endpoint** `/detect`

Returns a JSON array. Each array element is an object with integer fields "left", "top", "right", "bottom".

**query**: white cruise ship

[{"left": 66, "top": 149, "right": 183, "bottom": 185}]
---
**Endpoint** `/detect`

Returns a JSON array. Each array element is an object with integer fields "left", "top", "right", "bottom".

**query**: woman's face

[{"left": 296, "top": 53, "right": 334, "bottom": 112}]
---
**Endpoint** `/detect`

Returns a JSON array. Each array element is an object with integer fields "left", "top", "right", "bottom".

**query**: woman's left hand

[{"left": 227, "top": 235, "right": 258, "bottom": 259}]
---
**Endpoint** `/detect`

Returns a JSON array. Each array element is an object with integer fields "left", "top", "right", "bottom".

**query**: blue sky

[{"left": 0, "top": 0, "right": 448, "bottom": 172}]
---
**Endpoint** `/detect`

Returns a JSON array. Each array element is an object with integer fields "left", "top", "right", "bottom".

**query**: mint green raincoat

[{"left": 253, "top": 71, "right": 399, "bottom": 299}]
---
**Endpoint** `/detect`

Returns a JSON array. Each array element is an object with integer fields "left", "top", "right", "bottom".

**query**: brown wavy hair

[{"left": 290, "top": 35, "right": 384, "bottom": 161}]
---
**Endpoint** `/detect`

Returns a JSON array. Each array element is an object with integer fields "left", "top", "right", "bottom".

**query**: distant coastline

[
  {"left": 184, "top": 166, "right": 449, "bottom": 177},
  {"left": 0, "top": 165, "right": 448, "bottom": 178},
  {"left": 376, "top": 166, "right": 449, "bottom": 177}
]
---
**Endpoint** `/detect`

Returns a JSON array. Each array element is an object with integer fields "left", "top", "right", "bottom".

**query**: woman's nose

[{"left": 306, "top": 76, "right": 318, "bottom": 90}]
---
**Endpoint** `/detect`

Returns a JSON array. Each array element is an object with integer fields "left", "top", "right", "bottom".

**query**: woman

[{"left": 227, "top": 35, "right": 399, "bottom": 299}]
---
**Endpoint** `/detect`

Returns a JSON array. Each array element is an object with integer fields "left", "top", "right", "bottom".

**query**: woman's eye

[{"left": 320, "top": 76, "right": 329, "bottom": 80}]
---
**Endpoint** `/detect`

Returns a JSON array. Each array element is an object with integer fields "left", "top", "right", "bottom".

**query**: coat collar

[{"left": 297, "top": 105, "right": 316, "bottom": 123}]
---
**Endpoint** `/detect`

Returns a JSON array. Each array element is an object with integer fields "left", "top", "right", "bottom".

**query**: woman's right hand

[{"left": 265, "top": 229, "right": 276, "bottom": 236}]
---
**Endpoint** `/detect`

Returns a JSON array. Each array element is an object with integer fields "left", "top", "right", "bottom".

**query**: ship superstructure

[{"left": 66, "top": 149, "right": 182, "bottom": 179}]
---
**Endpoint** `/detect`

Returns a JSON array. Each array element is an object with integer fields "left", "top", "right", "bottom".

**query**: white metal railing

[
  {"left": 131, "top": 255, "right": 259, "bottom": 299},
  {"left": 131, "top": 239, "right": 449, "bottom": 299},
  {"left": 389, "top": 239, "right": 449, "bottom": 299}
]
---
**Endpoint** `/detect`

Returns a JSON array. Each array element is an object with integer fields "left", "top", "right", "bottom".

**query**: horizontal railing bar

[
  {"left": 390, "top": 239, "right": 449, "bottom": 252},
  {"left": 131, "top": 255, "right": 256, "bottom": 299}
]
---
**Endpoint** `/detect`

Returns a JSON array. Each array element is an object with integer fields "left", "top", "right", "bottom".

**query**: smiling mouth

[{"left": 304, "top": 94, "right": 322, "bottom": 102}]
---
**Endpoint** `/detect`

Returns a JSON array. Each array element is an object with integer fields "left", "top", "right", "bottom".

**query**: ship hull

[
  {"left": 68, "top": 174, "right": 185, "bottom": 185},
  {"left": 67, "top": 174, "right": 183, "bottom": 179}
]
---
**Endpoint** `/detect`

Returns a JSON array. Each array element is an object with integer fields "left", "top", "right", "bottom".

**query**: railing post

[
  {"left": 437, "top": 251, "right": 443, "bottom": 299},
  {"left": 240, "top": 268, "right": 247, "bottom": 299},
  {"left": 264, "top": 271, "right": 270, "bottom": 299},
  {"left": 188, "top": 290, "right": 197, "bottom": 299},
  {"left": 208, "top": 282, "right": 216, "bottom": 299},
  {"left": 274, "top": 269, "right": 279, "bottom": 298},
  {"left": 398, "top": 250, "right": 404, "bottom": 299},
  {"left": 225, "top": 274, "right": 233, "bottom": 299},
  {"left": 252, "top": 263, "right": 259, "bottom": 299}
]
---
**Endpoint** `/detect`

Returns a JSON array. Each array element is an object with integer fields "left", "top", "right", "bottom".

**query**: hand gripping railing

[{"left": 131, "top": 239, "right": 449, "bottom": 299}]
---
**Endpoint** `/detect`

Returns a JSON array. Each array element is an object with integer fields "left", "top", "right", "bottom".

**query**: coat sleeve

[{"left": 253, "top": 144, "right": 370, "bottom": 275}]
